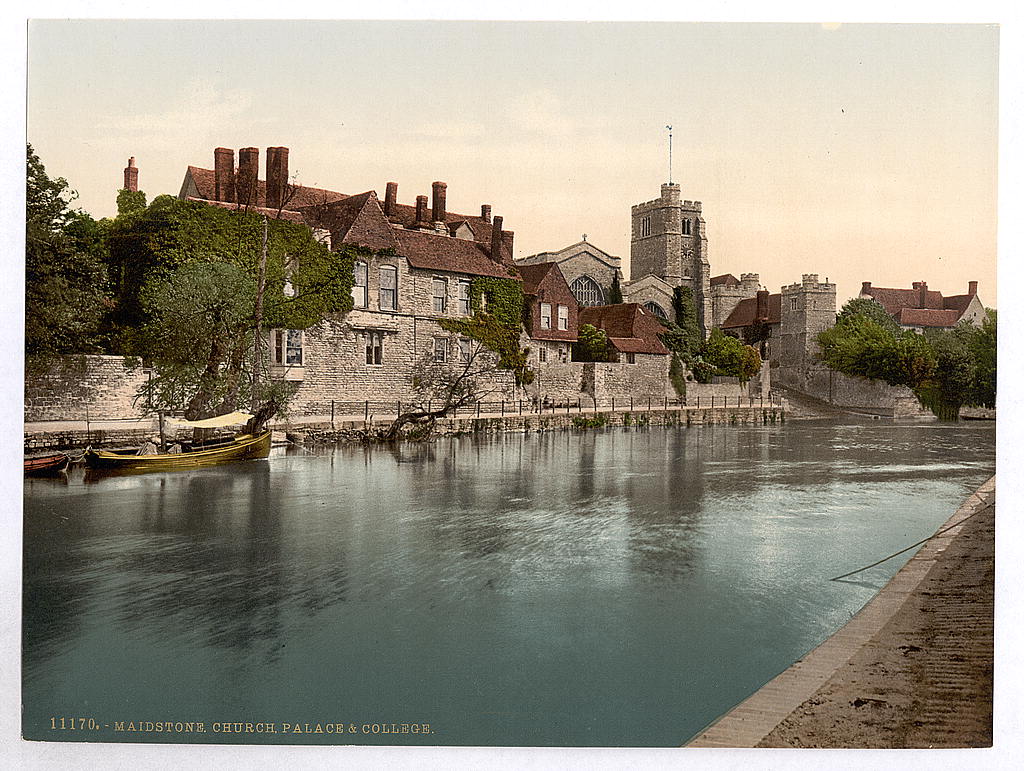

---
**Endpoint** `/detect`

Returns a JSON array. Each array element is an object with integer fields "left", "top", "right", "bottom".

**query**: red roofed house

[
  {"left": 178, "top": 147, "right": 523, "bottom": 410},
  {"left": 516, "top": 262, "right": 578, "bottom": 366},
  {"left": 858, "top": 281, "right": 986, "bottom": 331},
  {"left": 578, "top": 304, "right": 670, "bottom": 363}
]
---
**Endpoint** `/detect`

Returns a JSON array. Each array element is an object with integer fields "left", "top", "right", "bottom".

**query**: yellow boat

[{"left": 84, "top": 430, "right": 272, "bottom": 473}]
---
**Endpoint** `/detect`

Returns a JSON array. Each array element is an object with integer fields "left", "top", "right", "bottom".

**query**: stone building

[
  {"left": 627, "top": 182, "right": 712, "bottom": 335},
  {"left": 516, "top": 240, "right": 622, "bottom": 308},
  {"left": 709, "top": 272, "right": 761, "bottom": 329},
  {"left": 858, "top": 281, "right": 986, "bottom": 331}
]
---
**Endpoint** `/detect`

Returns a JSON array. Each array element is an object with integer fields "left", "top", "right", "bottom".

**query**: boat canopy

[{"left": 166, "top": 411, "right": 254, "bottom": 428}]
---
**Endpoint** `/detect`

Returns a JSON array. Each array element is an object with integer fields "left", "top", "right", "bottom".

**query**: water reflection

[{"left": 22, "top": 419, "right": 995, "bottom": 746}]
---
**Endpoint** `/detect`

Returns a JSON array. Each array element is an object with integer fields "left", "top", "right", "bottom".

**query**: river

[{"left": 22, "top": 418, "right": 995, "bottom": 746}]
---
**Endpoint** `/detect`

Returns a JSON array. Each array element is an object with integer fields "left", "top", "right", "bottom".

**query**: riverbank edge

[{"left": 684, "top": 474, "right": 996, "bottom": 748}]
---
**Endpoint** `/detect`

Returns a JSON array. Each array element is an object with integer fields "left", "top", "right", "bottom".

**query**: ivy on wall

[{"left": 438, "top": 276, "right": 534, "bottom": 385}]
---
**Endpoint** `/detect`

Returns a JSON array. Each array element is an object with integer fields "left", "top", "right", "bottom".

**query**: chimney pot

[
  {"left": 861, "top": 281, "right": 872, "bottom": 293},
  {"left": 415, "top": 195, "right": 429, "bottom": 226},
  {"left": 384, "top": 182, "right": 398, "bottom": 217},
  {"left": 490, "top": 216, "right": 504, "bottom": 261},
  {"left": 123, "top": 157, "right": 139, "bottom": 192},
  {"left": 238, "top": 147, "right": 260, "bottom": 206},
  {"left": 214, "top": 147, "right": 235, "bottom": 203},
  {"left": 918, "top": 281, "right": 928, "bottom": 308},
  {"left": 481, "top": 204, "right": 492, "bottom": 223},
  {"left": 431, "top": 181, "right": 447, "bottom": 223},
  {"left": 968, "top": 280, "right": 978, "bottom": 296}
]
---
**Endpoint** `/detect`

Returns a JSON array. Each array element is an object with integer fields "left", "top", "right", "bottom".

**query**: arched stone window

[
  {"left": 570, "top": 275, "right": 605, "bottom": 307},
  {"left": 644, "top": 301, "right": 668, "bottom": 320}
]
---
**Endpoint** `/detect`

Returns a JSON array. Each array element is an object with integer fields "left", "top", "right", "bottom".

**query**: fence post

[
  {"left": 501, "top": 400, "right": 505, "bottom": 416},
  {"left": 331, "top": 400, "right": 335, "bottom": 429},
  {"left": 697, "top": 395, "right": 700, "bottom": 409},
  {"left": 476, "top": 401, "right": 481, "bottom": 418},
  {"left": 612, "top": 396, "right": 615, "bottom": 412},
  {"left": 630, "top": 396, "right": 634, "bottom": 411},
  {"left": 712, "top": 395, "right": 715, "bottom": 409},
  {"left": 664, "top": 396, "right": 667, "bottom": 411},
  {"left": 519, "top": 400, "right": 522, "bottom": 416},
  {"left": 364, "top": 400, "right": 369, "bottom": 422},
  {"left": 398, "top": 400, "right": 401, "bottom": 417}
]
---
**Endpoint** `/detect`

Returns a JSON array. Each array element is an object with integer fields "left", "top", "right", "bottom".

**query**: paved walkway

[{"left": 687, "top": 476, "right": 995, "bottom": 748}]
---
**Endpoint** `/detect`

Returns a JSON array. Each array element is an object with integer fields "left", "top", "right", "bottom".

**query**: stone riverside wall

[
  {"left": 773, "top": 364, "right": 932, "bottom": 418},
  {"left": 25, "top": 355, "right": 151, "bottom": 422}
]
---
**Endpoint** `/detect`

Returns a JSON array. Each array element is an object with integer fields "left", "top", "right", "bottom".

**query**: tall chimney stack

[
  {"left": 861, "top": 281, "right": 872, "bottom": 294},
  {"left": 755, "top": 289, "right": 770, "bottom": 321},
  {"left": 384, "top": 182, "right": 398, "bottom": 217},
  {"left": 918, "top": 281, "right": 928, "bottom": 309},
  {"left": 266, "top": 147, "right": 289, "bottom": 211},
  {"left": 214, "top": 148, "right": 235, "bottom": 203},
  {"left": 238, "top": 147, "right": 260, "bottom": 206},
  {"left": 480, "top": 204, "right": 491, "bottom": 223},
  {"left": 414, "top": 195, "right": 429, "bottom": 226},
  {"left": 432, "top": 181, "right": 447, "bottom": 223},
  {"left": 490, "top": 216, "right": 504, "bottom": 261},
  {"left": 968, "top": 280, "right": 978, "bottom": 296},
  {"left": 123, "top": 157, "right": 138, "bottom": 192}
]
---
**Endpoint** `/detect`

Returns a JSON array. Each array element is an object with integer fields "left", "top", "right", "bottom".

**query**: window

[
  {"left": 458, "top": 338, "right": 472, "bottom": 362},
  {"left": 640, "top": 216, "right": 651, "bottom": 237},
  {"left": 283, "top": 254, "right": 298, "bottom": 298},
  {"left": 557, "top": 304, "right": 569, "bottom": 330},
  {"left": 683, "top": 218, "right": 692, "bottom": 236},
  {"left": 458, "top": 280, "right": 471, "bottom": 315},
  {"left": 644, "top": 301, "right": 668, "bottom": 320},
  {"left": 352, "top": 261, "right": 368, "bottom": 308},
  {"left": 540, "top": 303, "right": 552, "bottom": 329},
  {"left": 365, "top": 331, "right": 383, "bottom": 365},
  {"left": 379, "top": 265, "right": 397, "bottom": 310},
  {"left": 557, "top": 345, "right": 569, "bottom": 363},
  {"left": 625, "top": 352, "right": 636, "bottom": 364},
  {"left": 570, "top": 275, "right": 605, "bottom": 307},
  {"left": 433, "top": 337, "right": 449, "bottom": 363},
  {"left": 271, "top": 329, "right": 304, "bottom": 366},
  {"left": 432, "top": 278, "right": 448, "bottom": 313},
  {"left": 538, "top": 347, "right": 548, "bottom": 363},
  {"left": 790, "top": 297, "right": 798, "bottom": 311}
]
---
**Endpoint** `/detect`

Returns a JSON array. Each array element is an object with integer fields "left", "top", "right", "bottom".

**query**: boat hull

[
  {"left": 25, "top": 453, "right": 69, "bottom": 475},
  {"left": 84, "top": 431, "right": 272, "bottom": 473}
]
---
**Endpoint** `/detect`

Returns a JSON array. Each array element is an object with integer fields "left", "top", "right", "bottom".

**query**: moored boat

[
  {"left": 24, "top": 452, "right": 70, "bottom": 475},
  {"left": 84, "top": 430, "right": 272, "bottom": 473}
]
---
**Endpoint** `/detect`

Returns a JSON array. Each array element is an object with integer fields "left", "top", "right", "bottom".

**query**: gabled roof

[
  {"left": 710, "top": 273, "right": 740, "bottom": 287},
  {"left": 314, "top": 191, "right": 400, "bottom": 252},
  {"left": 183, "top": 166, "right": 347, "bottom": 212},
  {"left": 863, "top": 286, "right": 945, "bottom": 314},
  {"left": 861, "top": 283, "right": 980, "bottom": 327},
  {"left": 517, "top": 240, "right": 622, "bottom": 269},
  {"left": 721, "top": 293, "right": 782, "bottom": 328},
  {"left": 516, "top": 262, "right": 560, "bottom": 295},
  {"left": 579, "top": 304, "right": 670, "bottom": 355},
  {"left": 395, "top": 229, "right": 520, "bottom": 280}
]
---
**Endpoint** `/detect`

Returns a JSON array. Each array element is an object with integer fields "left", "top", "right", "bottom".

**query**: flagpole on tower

[{"left": 666, "top": 125, "right": 673, "bottom": 185}]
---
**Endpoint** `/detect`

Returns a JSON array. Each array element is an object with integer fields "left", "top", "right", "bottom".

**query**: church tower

[{"left": 630, "top": 182, "right": 712, "bottom": 336}]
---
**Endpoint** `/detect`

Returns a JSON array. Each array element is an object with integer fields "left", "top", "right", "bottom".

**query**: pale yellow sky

[{"left": 27, "top": 20, "right": 999, "bottom": 307}]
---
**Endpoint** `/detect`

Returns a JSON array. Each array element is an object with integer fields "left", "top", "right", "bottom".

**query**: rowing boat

[
  {"left": 25, "top": 452, "right": 70, "bottom": 475},
  {"left": 83, "top": 430, "right": 272, "bottom": 472}
]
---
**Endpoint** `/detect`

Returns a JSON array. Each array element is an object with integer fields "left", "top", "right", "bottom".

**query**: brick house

[
  {"left": 517, "top": 261, "right": 578, "bottom": 366},
  {"left": 858, "top": 281, "right": 987, "bottom": 331}
]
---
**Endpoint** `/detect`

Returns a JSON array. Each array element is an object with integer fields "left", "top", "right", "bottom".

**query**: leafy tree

[
  {"left": 116, "top": 188, "right": 147, "bottom": 216},
  {"left": 25, "top": 144, "right": 112, "bottom": 354},
  {"left": 699, "top": 328, "right": 762, "bottom": 381},
  {"left": 836, "top": 296, "right": 901, "bottom": 334},
  {"left": 608, "top": 271, "right": 624, "bottom": 304},
  {"left": 574, "top": 323, "right": 610, "bottom": 362},
  {"left": 915, "top": 330, "right": 974, "bottom": 420},
  {"left": 966, "top": 310, "right": 997, "bottom": 408}
]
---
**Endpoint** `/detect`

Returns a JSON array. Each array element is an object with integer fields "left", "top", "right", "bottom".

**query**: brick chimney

[
  {"left": 755, "top": 289, "right": 770, "bottom": 321},
  {"left": 480, "top": 204, "right": 491, "bottom": 223},
  {"left": 214, "top": 148, "right": 235, "bottom": 203},
  {"left": 123, "top": 157, "right": 138, "bottom": 192},
  {"left": 861, "top": 281, "right": 872, "bottom": 294},
  {"left": 431, "top": 181, "right": 447, "bottom": 223},
  {"left": 384, "top": 182, "right": 398, "bottom": 217},
  {"left": 238, "top": 147, "right": 259, "bottom": 206},
  {"left": 918, "top": 281, "right": 928, "bottom": 309},
  {"left": 414, "top": 195, "right": 430, "bottom": 227},
  {"left": 266, "top": 147, "right": 289, "bottom": 211},
  {"left": 490, "top": 216, "right": 504, "bottom": 261},
  {"left": 968, "top": 280, "right": 978, "bottom": 296}
]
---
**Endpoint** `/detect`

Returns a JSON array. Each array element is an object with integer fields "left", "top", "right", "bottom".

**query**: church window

[
  {"left": 570, "top": 275, "right": 605, "bottom": 307},
  {"left": 683, "top": 218, "right": 692, "bottom": 236},
  {"left": 640, "top": 216, "right": 651, "bottom": 237},
  {"left": 644, "top": 302, "right": 668, "bottom": 320}
]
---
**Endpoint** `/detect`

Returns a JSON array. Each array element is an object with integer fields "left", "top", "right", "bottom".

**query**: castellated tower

[
  {"left": 777, "top": 274, "right": 837, "bottom": 372},
  {"left": 630, "top": 182, "right": 712, "bottom": 335}
]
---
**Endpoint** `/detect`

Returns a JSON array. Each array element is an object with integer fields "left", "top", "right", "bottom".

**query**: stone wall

[
  {"left": 775, "top": 364, "right": 933, "bottom": 418},
  {"left": 584, "top": 355, "right": 670, "bottom": 405},
  {"left": 25, "top": 355, "right": 152, "bottom": 421}
]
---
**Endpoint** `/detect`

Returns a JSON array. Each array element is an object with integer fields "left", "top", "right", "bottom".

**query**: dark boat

[
  {"left": 83, "top": 430, "right": 272, "bottom": 473},
  {"left": 24, "top": 452, "right": 70, "bottom": 475}
]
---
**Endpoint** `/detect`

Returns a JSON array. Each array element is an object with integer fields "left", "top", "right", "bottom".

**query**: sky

[{"left": 25, "top": 19, "right": 1000, "bottom": 308}]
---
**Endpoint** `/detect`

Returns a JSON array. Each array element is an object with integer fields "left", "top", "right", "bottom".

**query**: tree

[
  {"left": 966, "top": 310, "right": 997, "bottom": 408},
  {"left": 25, "top": 144, "right": 112, "bottom": 354},
  {"left": 608, "top": 271, "right": 624, "bottom": 304},
  {"left": 382, "top": 343, "right": 502, "bottom": 440},
  {"left": 699, "top": 328, "right": 762, "bottom": 381},
  {"left": 574, "top": 323, "right": 610, "bottom": 362},
  {"left": 836, "top": 296, "right": 901, "bottom": 334}
]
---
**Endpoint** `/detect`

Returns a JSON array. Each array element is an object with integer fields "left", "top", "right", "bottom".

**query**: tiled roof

[
  {"left": 896, "top": 308, "right": 962, "bottom": 327},
  {"left": 721, "top": 293, "right": 781, "bottom": 328},
  {"left": 863, "top": 286, "right": 945, "bottom": 314},
  {"left": 185, "top": 166, "right": 347, "bottom": 212},
  {"left": 516, "top": 262, "right": 559, "bottom": 295},
  {"left": 710, "top": 273, "right": 740, "bottom": 287},
  {"left": 395, "top": 229, "right": 520, "bottom": 280},
  {"left": 942, "top": 294, "right": 974, "bottom": 314},
  {"left": 184, "top": 196, "right": 307, "bottom": 224},
  {"left": 579, "top": 304, "right": 669, "bottom": 355}
]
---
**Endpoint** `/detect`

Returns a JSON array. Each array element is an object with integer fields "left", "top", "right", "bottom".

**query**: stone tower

[
  {"left": 630, "top": 182, "right": 712, "bottom": 335},
  {"left": 777, "top": 274, "right": 837, "bottom": 372}
]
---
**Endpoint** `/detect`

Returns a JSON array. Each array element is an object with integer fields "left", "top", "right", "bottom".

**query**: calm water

[{"left": 23, "top": 419, "right": 995, "bottom": 746}]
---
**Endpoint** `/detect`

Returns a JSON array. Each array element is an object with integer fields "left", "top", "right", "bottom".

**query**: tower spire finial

[{"left": 666, "top": 125, "right": 673, "bottom": 185}]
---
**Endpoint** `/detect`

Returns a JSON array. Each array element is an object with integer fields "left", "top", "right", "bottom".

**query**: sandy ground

[{"left": 757, "top": 490, "right": 994, "bottom": 748}]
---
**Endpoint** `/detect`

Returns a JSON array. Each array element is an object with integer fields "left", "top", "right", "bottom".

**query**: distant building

[
  {"left": 709, "top": 273, "right": 761, "bottom": 329},
  {"left": 578, "top": 303, "right": 670, "bottom": 364},
  {"left": 517, "top": 261, "right": 578, "bottom": 367},
  {"left": 516, "top": 240, "right": 622, "bottom": 309},
  {"left": 858, "top": 281, "right": 986, "bottom": 331}
]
